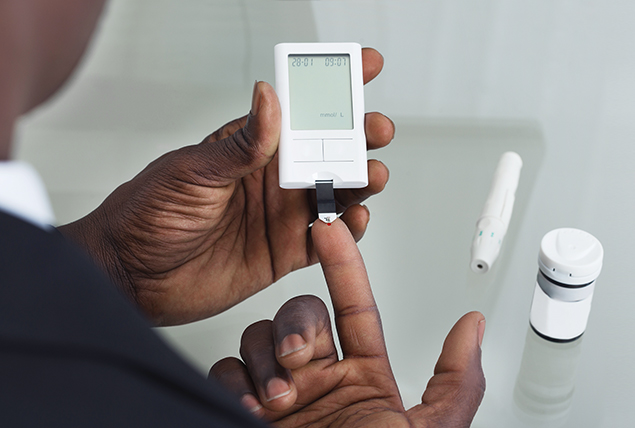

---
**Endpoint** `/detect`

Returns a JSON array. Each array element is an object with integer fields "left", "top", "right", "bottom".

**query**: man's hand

[
  {"left": 209, "top": 219, "right": 486, "bottom": 427},
  {"left": 58, "top": 49, "right": 393, "bottom": 326}
]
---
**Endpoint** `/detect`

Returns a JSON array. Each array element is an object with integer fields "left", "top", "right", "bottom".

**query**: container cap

[{"left": 538, "top": 228, "right": 603, "bottom": 286}]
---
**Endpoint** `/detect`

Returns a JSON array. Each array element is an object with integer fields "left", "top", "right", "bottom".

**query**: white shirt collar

[{"left": 0, "top": 161, "right": 56, "bottom": 229}]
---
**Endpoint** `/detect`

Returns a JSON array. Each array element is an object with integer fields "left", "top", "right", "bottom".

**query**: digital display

[{"left": 288, "top": 54, "right": 353, "bottom": 130}]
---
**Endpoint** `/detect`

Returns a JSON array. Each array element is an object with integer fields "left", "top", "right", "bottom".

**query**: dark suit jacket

[{"left": 0, "top": 210, "right": 267, "bottom": 427}]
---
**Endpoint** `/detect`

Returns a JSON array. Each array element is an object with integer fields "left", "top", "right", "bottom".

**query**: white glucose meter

[{"left": 274, "top": 43, "right": 368, "bottom": 190}]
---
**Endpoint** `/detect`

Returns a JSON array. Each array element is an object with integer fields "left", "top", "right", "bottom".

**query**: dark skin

[
  {"left": 210, "top": 219, "right": 486, "bottom": 427},
  {"left": 59, "top": 49, "right": 394, "bottom": 326}
]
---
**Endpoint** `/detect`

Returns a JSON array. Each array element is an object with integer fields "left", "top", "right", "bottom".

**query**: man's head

[{"left": 0, "top": 0, "right": 106, "bottom": 157}]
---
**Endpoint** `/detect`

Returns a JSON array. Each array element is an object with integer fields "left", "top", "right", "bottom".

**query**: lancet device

[
  {"left": 470, "top": 151, "right": 523, "bottom": 273},
  {"left": 275, "top": 43, "right": 367, "bottom": 223},
  {"left": 529, "top": 228, "right": 603, "bottom": 342}
]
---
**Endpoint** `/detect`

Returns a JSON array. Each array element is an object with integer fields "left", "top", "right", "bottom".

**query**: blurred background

[{"left": 15, "top": 1, "right": 635, "bottom": 426}]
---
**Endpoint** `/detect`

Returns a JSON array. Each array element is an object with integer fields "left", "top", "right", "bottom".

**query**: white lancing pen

[{"left": 470, "top": 151, "right": 523, "bottom": 273}]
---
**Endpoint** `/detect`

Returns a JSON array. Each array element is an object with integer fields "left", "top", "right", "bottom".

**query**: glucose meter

[{"left": 275, "top": 43, "right": 368, "bottom": 191}]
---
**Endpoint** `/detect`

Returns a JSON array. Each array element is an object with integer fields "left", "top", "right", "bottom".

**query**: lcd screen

[{"left": 288, "top": 54, "right": 353, "bottom": 130}]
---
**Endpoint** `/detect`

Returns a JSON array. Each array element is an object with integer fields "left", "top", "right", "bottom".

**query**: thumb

[
  {"left": 407, "top": 311, "right": 486, "bottom": 427},
  {"left": 183, "top": 81, "right": 281, "bottom": 186}
]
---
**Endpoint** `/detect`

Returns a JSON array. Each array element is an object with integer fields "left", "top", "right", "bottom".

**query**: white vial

[{"left": 529, "top": 228, "right": 604, "bottom": 342}]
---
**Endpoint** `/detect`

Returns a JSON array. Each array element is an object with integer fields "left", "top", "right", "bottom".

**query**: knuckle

[
  {"left": 209, "top": 357, "right": 243, "bottom": 380},
  {"left": 209, "top": 117, "right": 246, "bottom": 142},
  {"left": 241, "top": 320, "right": 273, "bottom": 343},
  {"left": 273, "top": 295, "right": 333, "bottom": 346},
  {"left": 222, "top": 127, "right": 259, "bottom": 168},
  {"left": 202, "top": 129, "right": 258, "bottom": 180},
  {"left": 240, "top": 320, "right": 274, "bottom": 361},
  {"left": 286, "top": 294, "right": 328, "bottom": 313},
  {"left": 275, "top": 295, "right": 330, "bottom": 329}
]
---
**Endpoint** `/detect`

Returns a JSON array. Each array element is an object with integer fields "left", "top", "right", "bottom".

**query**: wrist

[{"left": 58, "top": 210, "right": 138, "bottom": 304}]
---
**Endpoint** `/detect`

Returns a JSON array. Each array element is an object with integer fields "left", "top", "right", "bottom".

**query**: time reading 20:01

[{"left": 290, "top": 56, "right": 348, "bottom": 67}]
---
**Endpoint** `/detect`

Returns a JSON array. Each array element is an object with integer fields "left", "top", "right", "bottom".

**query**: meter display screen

[{"left": 288, "top": 54, "right": 353, "bottom": 130}]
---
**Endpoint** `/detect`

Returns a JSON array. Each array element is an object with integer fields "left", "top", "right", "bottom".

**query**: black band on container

[
  {"left": 538, "top": 269, "right": 594, "bottom": 289},
  {"left": 530, "top": 323, "right": 583, "bottom": 344}
]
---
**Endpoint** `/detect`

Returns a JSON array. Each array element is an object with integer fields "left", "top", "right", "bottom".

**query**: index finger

[
  {"left": 311, "top": 219, "right": 387, "bottom": 359},
  {"left": 362, "top": 48, "right": 384, "bottom": 84}
]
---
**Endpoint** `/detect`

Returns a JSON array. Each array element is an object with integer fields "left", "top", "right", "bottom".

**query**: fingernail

[
  {"left": 478, "top": 319, "right": 486, "bottom": 347},
  {"left": 266, "top": 378, "right": 291, "bottom": 402},
  {"left": 240, "top": 394, "right": 263, "bottom": 414},
  {"left": 279, "top": 334, "right": 307, "bottom": 358},
  {"left": 251, "top": 80, "right": 262, "bottom": 116}
]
